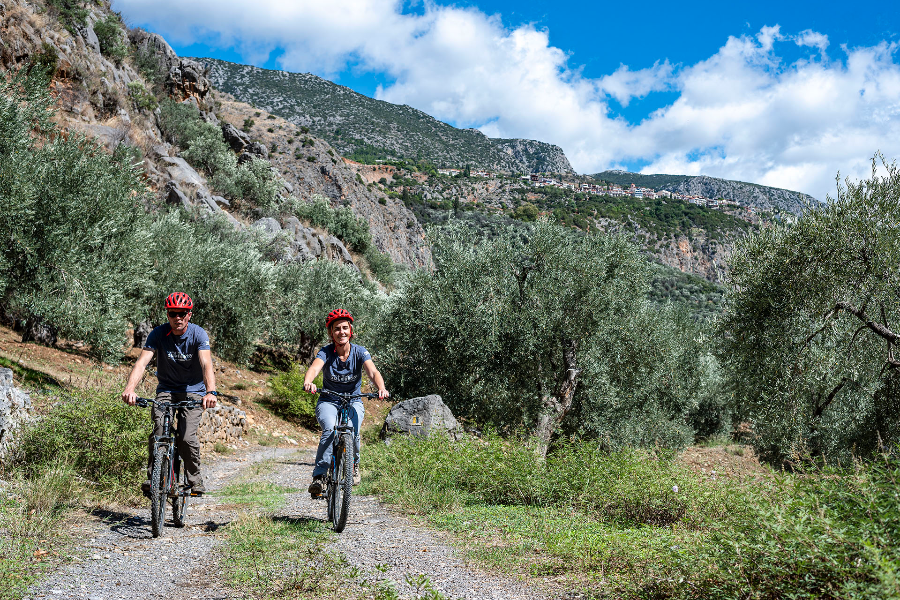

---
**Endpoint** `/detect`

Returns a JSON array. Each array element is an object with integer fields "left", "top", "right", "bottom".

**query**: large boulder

[
  {"left": 165, "top": 59, "right": 211, "bottom": 100},
  {"left": 160, "top": 156, "right": 207, "bottom": 189},
  {"left": 165, "top": 180, "right": 191, "bottom": 209},
  {"left": 380, "top": 394, "right": 461, "bottom": 440},
  {"left": 0, "top": 367, "right": 32, "bottom": 460},
  {"left": 221, "top": 123, "right": 250, "bottom": 152}
]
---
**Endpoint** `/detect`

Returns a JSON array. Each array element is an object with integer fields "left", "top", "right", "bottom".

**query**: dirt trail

[
  {"left": 269, "top": 450, "right": 551, "bottom": 600},
  {"left": 25, "top": 447, "right": 294, "bottom": 600},
  {"left": 25, "top": 447, "right": 552, "bottom": 600}
]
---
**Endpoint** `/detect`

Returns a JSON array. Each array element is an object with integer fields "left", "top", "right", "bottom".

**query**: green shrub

[
  {"left": 364, "top": 246, "right": 396, "bottom": 286},
  {"left": 159, "top": 99, "right": 283, "bottom": 209},
  {"left": 92, "top": 15, "right": 127, "bottom": 65},
  {"left": 290, "top": 195, "right": 372, "bottom": 252},
  {"left": 131, "top": 42, "right": 166, "bottom": 87},
  {"left": 268, "top": 365, "right": 322, "bottom": 423},
  {"left": 11, "top": 390, "right": 150, "bottom": 493},
  {"left": 127, "top": 81, "right": 157, "bottom": 111},
  {"left": 46, "top": 0, "right": 88, "bottom": 34},
  {"left": 29, "top": 43, "right": 58, "bottom": 81},
  {"left": 242, "top": 117, "right": 254, "bottom": 132}
]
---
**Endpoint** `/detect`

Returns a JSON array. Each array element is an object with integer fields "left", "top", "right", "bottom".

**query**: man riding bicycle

[
  {"left": 303, "top": 308, "right": 389, "bottom": 498},
  {"left": 121, "top": 292, "right": 218, "bottom": 497}
]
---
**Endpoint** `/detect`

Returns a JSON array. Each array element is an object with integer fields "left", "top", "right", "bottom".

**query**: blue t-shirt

[
  {"left": 316, "top": 343, "right": 372, "bottom": 396},
  {"left": 144, "top": 322, "right": 211, "bottom": 394}
]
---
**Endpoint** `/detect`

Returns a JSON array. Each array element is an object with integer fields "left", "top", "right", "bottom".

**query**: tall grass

[
  {"left": 0, "top": 389, "right": 151, "bottom": 598},
  {"left": 363, "top": 434, "right": 900, "bottom": 598}
]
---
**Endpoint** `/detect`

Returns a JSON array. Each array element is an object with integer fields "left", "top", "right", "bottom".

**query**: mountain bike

[
  {"left": 318, "top": 390, "right": 377, "bottom": 533},
  {"left": 135, "top": 397, "right": 203, "bottom": 538}
]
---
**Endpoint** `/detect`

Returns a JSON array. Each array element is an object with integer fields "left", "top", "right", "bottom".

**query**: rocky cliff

[
  {"left": 0, "top": 0, "right": 430, "bottom": 271},
  {"left": 199, "top": 58, "right": 574, "bottom": 174}
]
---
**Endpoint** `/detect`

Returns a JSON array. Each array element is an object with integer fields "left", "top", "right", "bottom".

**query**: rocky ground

[
  {"left": 25, "top": 447, "right": 295, "bottom": 600},
  {"left": 23, "top": 446, "right": 553, "bottom": 600}
]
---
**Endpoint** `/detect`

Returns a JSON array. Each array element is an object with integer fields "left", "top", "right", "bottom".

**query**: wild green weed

[
  {"left": 8, "top": 388, "right": 149, "bottom": 498},
  {"left": 266, "top": 366, "right": 321, "bottom": 425},
  {"left": 365, "top": 434, "right": 900, "bottom": 598}
]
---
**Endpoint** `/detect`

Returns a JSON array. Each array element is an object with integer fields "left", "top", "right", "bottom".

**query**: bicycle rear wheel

[
  {"left": 150, "top": 449, "right": 167, "bottom": 538},
  {"left": 331, "top": 434, "right": 354, "bottom": 532},
  {"left": 172, "top": 454, "right": 187, "bottom": 528}
]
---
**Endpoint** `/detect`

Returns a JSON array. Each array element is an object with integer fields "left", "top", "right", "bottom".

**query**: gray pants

[
  {"left": 313, "top": 399, "right": 365, "bottom": 477},
  {"left": 147, "top": 392, "right": 204, "bottom": 488}
]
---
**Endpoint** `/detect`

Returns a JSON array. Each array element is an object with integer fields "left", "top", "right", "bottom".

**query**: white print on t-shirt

[
  {"left": 328, "top": 373, "right": 359, "bottom": 383},
  {"left": 166, "top": 351, "right": 193, "bottom": 362}
]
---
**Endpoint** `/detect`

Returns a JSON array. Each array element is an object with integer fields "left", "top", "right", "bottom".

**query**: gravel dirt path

[
  {"left": 273, "top": 451, "right": 552, "bottom": 600},
  {"left": 25, "top": 447, "right": 295, "bottom": 600},
  {"left": 26, "top": 447, "right": 552, "bottom": 600}
]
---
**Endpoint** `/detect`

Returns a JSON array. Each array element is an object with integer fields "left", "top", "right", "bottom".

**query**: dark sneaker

[
  {"left": 188, "top": 479, "right": 206, "bottom": 496},
  {"left": 141, "top": 480, "right": 152, "bottom": 498},
  {"left": 308, "top": 476, "right": 325, "bottom": 498},
  {"left": 353, "top": 464, "right": 360, "bottom": 486}
]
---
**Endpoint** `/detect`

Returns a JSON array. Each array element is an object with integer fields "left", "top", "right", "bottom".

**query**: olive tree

[
  {"left": 720, "top": 155, "right": 900, "bottom": 463},
  {"left": 142, "top": 212, "right": 276, "bottom": 363},
  {"left": 0, "top": 69, "right": 152, "bottom": 360},
  {"left": 377, "top": 219, "right": 708, "bottom": 455},
  {"left": 268, "top": 259, "right": 381, "bottom": 362}
]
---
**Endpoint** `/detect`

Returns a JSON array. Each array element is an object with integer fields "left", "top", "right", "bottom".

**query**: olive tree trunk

[{"left": 533, "top": 338, "right": 580, "bottom": 458}]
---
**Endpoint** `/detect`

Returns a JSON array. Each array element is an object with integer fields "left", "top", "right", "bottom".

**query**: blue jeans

[{"left": 312, "top": 399, "right": 365, "bottom": 477}]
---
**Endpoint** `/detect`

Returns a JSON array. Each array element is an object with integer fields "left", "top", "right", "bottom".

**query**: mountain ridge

[
  {"left": 196, "top": 57, "right": 574, "bottom": 174},
  {"left": 593, "top": 170, "right": 818, "bottom": 215}
]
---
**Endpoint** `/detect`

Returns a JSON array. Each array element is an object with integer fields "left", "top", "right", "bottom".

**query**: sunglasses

[{"left": 167, "top": 311, "right": 191, "bottom": 318}]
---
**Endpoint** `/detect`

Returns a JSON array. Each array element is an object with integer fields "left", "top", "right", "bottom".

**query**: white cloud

[
  {"left": 796, "top": 29, "right": 830, "bottom": 54},
  {"left": 114, "top": 0, "right": 900, "bottom": 200}
]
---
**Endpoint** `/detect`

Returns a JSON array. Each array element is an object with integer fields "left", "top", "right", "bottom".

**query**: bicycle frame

[
  {"left": 318, "top": 390, "right": 377, "bottom": 532},
  {"left": 138, "top": 397, "right": 198, "bottom": 499}
]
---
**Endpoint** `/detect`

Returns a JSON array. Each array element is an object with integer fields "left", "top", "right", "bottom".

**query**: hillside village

[{"left": 437, "top": 167, "right": 752, "bottom": 213}]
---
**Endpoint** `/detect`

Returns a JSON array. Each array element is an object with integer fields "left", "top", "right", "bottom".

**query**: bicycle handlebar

[
  {"left": 317, "top": 390, "right": 379, "bottom": 401},
  {"left": 135, "top": 397, "right": 204, "bottom": 409}
]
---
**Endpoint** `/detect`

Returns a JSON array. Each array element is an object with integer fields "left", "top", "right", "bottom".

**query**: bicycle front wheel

[
  {"left": 172, "top": 454, "right": 187, "bottom": 528},
  {"left": 331, "top": 434, "right": 354, "bottom": 532},
  {"left": 150, "top": 449, "right": 167, "bottom": 538}
]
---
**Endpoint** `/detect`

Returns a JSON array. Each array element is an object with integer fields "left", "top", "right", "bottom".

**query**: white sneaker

[{"left": 353, "top": 464, "right": 360, "bottom": 486}]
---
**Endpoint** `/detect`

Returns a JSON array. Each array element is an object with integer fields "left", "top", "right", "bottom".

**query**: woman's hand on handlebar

[
  {"left": 378, "top": 388, "right": 390, "bottom": 400},
  {"left": 304, "top": 382, "right": 318, "bottom": 394}
]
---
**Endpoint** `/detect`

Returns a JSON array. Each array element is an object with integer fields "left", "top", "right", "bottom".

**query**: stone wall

[
  {"left": 198, "top": 404, "right": 248, "bottom": 453},
  {"left": 0, "top": 367, "right": 32, "bottom": 460}
]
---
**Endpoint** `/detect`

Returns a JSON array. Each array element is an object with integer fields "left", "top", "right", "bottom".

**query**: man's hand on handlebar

[
  {"left": 304, "top": 382, "right": 318, "bottom": 394},
  {"left": 122, "top": 389, "right": 137, "bottom": 406},
  {"left": 203, "top": 393, "right": 217, "bottom": 409}
]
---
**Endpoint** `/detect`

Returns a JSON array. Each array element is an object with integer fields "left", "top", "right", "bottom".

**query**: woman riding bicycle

[{"left": 303, "top": 308, "right": 389, "bottom": 498}]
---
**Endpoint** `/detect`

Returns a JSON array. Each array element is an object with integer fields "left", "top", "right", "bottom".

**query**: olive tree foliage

[
  {"left": 0, "top": 69, "right": 152, "bottom": 360},
  {"left": 269, "top": 259, "right": 381, "bottom": 362},
  {"left": 377, "top": 219, "right": 712, "bottom": 455},
  {"left": 142, "top": 212, "right": 276, "bottom": 363},
  {"left": 720, "top": 156, "right": 900, "bottom": 463},
  {"left": 567, "top": 308, "right": 722, "bottom": 449}
]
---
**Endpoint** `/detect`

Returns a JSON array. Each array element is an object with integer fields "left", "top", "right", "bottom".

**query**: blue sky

[{"left": 115, "top": 0, "right": 900, "bottom": 199}]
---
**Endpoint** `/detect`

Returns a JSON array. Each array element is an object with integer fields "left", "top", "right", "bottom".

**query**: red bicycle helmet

[
  {"left": 325, "top": 308, "right": 354, "bottom": 329},
  {"left": 165, "top": 292, "right": 193, "bottom": 310}
]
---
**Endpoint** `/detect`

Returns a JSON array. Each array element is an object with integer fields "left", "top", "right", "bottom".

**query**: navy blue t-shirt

[
  {"left": 316, "top": 343, "right": 371, "bottom": 396},
  {"left": 144, "top": 322, "right": 211, "bottom": 394}
]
